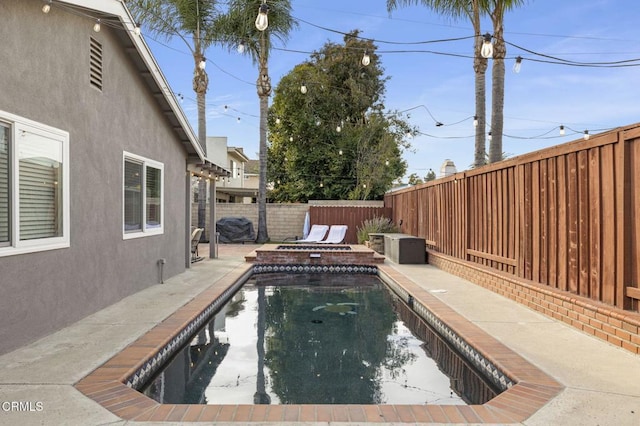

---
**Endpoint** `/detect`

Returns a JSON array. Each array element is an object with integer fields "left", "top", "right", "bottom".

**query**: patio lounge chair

[
  {"left": 191, "top": 228, "right": 204, "bottom": 263},
  {"left": 294, "top": 224, "right": 329, "bottom": 243},
  {"left": 318, "top": 225, "right": 348, "bottom": 244}
]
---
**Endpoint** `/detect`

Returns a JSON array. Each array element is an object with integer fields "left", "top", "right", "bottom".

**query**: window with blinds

[
  {"left": 123, "top": 152, "right": 163, "bottom": 238},
  {"left": 19, "top": 132, "right": 63, "bottom": 240},
  {"left": 0, "top": 111, "right": 69, "bottom": 257}
]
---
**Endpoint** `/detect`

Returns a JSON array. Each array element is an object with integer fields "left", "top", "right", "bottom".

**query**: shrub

[{"left": 356, "top": 216, "right": 399, "bottom": 244}]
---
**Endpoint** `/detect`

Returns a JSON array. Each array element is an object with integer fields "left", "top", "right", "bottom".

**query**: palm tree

[
  {"left": 215, "top": 1, "right": 296, "bottom": 243},
  {"left": 129, "top": 0, "right": 221, "bottom": 241},
  {"left": 487, "top": 0, "right": 525, "bottom": 164},
  {"left": 387, "top": 0, "right": 488, "bottom": 168}
]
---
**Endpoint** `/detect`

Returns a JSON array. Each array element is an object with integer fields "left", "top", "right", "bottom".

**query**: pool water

[{"left": 142, "top": 273, "right": 498, "bottom": 405}]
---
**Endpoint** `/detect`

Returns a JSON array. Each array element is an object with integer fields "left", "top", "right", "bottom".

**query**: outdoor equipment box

[{"left": 384, "top": 234, "right": 426, "bottom": 264}]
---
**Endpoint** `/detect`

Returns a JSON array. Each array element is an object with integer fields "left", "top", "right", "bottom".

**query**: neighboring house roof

[
  {"left": 56, "top": 0, "right": 228, "bottom": 176},
  {"left": 245, "top": 160, "right": 260, "bottom": 175},
  {"left": 228, "top": 147, "right": 250, "bottom": 163}
]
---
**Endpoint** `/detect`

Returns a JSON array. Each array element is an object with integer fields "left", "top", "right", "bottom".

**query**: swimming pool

[
  {"left": 141, "top": 273, "right": 499, "bottom": 405},
  {"left": 74, "top": 245, "right": 563, "bottom": 423}
]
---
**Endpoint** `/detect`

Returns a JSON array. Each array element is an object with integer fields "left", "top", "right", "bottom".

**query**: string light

[
  {"left": 513, "top": 56, "right": 523, "bottom": 73},
  {"left": 300, "top": 83, "right": 307, "bottom": 94},
  {"left": 583, "top": 130, "right": 590, "bottom": 140},
  {"left": 473, "top": 116, "right": 478, "bottom": 127},
  {"left": 198, "top": 58, "right": 206, "bottom": 70},
  {"left": 361, "top": 50, "right": 370, "bottom": 66},
  {"left": 134, "top": 25, "right": 141, "bottom": 36},
  {"left": 237, "top": 41, "right": 245, "bottom": 53},
  {"left": 42, "top": 0, "right": 52, "bottom": 14},
  {"left": 559, "top": 125, "right": 565, "bottom": 136},
  {"left": 480, "top": 33, "right": 493, "bottom": 58},
  {"left": 93, "top": 19, "right": 101, "bottom": 33},
  {"left": 255, "top": 1, "right": 269, "bottom": 31}
]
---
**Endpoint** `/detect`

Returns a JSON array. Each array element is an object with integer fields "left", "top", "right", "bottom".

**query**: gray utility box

[{"left": 384, "top": 234, "right": 426, "bottom": 264}]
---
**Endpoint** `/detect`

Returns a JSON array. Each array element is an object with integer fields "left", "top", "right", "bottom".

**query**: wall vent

[{"left": 89, "top": 37, "right": 103, "bottom": 91}]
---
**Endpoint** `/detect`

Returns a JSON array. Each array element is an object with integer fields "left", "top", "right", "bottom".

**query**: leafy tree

[
  {"left": 268, "top": 32, "right": 413, "bottom": 201},
  {"left": 387, "top": 0, "right": 487, "bottom": 168},
  {"left": 424, "top": 168, "right": 437, "bottom": 181},
  {"left": 407, "top": 173, "right": 423, "bottom": 185},
  {"left": 130, "top": 0, "right": 222, "bottom": 241},
  {"left": 214, "top": 0, "right": 296, "bottom": 243}
]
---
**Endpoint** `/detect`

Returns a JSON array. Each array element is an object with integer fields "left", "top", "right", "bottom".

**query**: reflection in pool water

[{"left": 142, "top": 273, "right": 498, "bottom": 405}]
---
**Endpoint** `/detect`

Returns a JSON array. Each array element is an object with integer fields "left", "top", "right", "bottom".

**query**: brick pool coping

[{"left": 74, "top": 252, "right": 563, "bottom": 423}]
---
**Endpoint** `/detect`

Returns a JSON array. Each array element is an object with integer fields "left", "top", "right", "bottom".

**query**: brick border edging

[{"left": 427, "top": 251, "right": 640, "bottom": 355}]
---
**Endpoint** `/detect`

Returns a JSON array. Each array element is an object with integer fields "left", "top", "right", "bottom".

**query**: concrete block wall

[
  {"left": 193, "top": 203, "right": 308, "bottom": 242},
  {"left": 193, "top": 201, "right": 384, "bottom": 242}
]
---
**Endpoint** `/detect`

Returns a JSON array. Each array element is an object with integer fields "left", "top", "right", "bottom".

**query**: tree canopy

[{"left": 267, "top": 31, "right": 415, "bottom": 202}]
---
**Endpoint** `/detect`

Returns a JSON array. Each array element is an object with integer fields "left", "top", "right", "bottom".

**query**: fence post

[{"left": 615, "top": 130, "right": 627, "bottom": 308}]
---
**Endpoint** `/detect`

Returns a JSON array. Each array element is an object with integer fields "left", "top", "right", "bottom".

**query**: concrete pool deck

[{"left": 0, "top": 244, "right": 638, "bottom": 425}]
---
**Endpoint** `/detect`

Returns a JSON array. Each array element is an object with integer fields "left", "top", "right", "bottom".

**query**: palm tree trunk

[
  {"left": 489, "top": 12, "right": 505, "bottom": 164},
  {"left": 256, "top": 35, "right": 271, "bottom": 243},
  {"left": 472, "top": 1, "right": 488, "bottom": 168},
  {"left": 194, "top": 45, "right": 209, "bottom": 241}
]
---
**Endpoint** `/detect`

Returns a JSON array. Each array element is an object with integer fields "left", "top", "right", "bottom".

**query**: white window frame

[
  {"left": 0, "top": 110, "right": 70, "bottom": 257},
  {"left": 122, "top": 151, "right": 164, "bottom": 239}
]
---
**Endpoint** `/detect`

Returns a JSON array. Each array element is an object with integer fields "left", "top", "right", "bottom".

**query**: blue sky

[{"left": 144, "top": 0, "right": 640, "bottom": 180}]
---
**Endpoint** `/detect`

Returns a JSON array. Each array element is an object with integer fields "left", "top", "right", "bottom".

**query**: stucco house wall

[{"left": 0, "top": 0, "right": 200, "bottom": 354}]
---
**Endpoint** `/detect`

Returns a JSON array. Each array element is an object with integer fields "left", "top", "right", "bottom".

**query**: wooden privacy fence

[
  {"left": 385, "top": 124, "right": 640, "bottom": 311},
  {"left": 309, "top": 205, "right": 392, "bottom": 244}
]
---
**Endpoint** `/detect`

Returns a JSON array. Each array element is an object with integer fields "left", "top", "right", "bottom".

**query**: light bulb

[
  {"left": 320, "top": 182, "right": 324, "bottom": 188},
  {"left": 275, "top": 117, "right": 280, "bottom": 124},
  {"left": 42, "top": 1, "right": 51, "bottom": 13},
  {"left": 236, "top": 117, "right": 241, "bottom": 123},
  {"left": 198, "top": 58, "right": 206, "bottom": 70},
  {"left": 559, "top": 125, "right": 565, "bottom": 136},
  {"left": 338, "top": 149, "right": 343, "bottom": 155},
  {"left": 583, "top": 130, "right": 590, "bottom": 140},
  {"left": 93, "top": 19, "right": 101, "bottom": 33},
  {"left": 361, "top": 51, "right": 370, "bottom": 66},
  {"left": 255, "top": 3, "right": 269, "bottom": 31},
  {"left": 336, "top": 125, "right": 341, "bottom": 132},
  {"left": 316, "top": 119, "right": 321, "bottom": 126},
  {"left": 473, "top": 116, "right": 478, "bottom": 127},
  {"left": 385, "top": 160, "right": 389, "bottom": 166},
  {"left": 513, "top": 56, "right": 522, "bottom": 73},
  {"left": 289, "top": 136, "right": 293, "bottom": 142},
  {"left": 237, "top": 42, "right": 245, "bottom": 53},
  {"left": 134, "top": 25, "right": 141, "bottom": 36},
  {"left": 488, "top": 131, "right": 492, "bottom": 141},
  {"left": 300, "top": 84, "right": 307, "bottom": 94},
  {"left": 480, "top": 33, "right": 493, "bottom": 58},
  {"left": 363, "top": 184, "right": 367, "bottom": 189}
]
